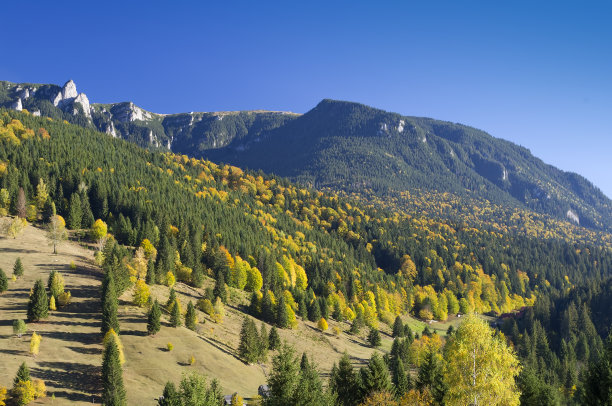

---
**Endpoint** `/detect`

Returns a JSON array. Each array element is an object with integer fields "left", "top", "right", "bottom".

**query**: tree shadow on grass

[
  {"left": 197, "top": 335, "right": 242, "bottom": 363},
  {"left": 0, "top": 348, "right": 26, "bottom": 356},
  {"left": 67, "top": 346, "right": 102, "bottom": 355},
  {"left": 31, "top": 360, "right": 101, "bottom": 401},
  {"left": 43, "top": 330, "right": 101, "bottom": 345},
  {"left": 0, "top": 247, "right": 38, "bottom": 254}
]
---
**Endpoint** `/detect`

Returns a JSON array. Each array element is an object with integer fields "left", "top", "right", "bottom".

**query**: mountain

[{"left": 2, "top": 79, "right": 611, "bottom": 232}]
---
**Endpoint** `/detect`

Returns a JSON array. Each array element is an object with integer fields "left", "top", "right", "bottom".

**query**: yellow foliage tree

[
  {"left": 132, "top": 280, "right": 150, "bottom": 307},
  {"left": 90, "top": 219, "right": 108, "bottom": 249},
  {"left": 317, "top": 317, "right": 328, "bottom": 332},
  {"left": 442, "top": 314, "right": 521, "bottom": 406},
  {"left": 103, "top": 329, "right": 125, "bottom": 364},
  {"left": 29, "top": 332, "right": 42, "bottom": 356},
  {"left": 0, "top": 386, "right": 6, "bottom": 406}
]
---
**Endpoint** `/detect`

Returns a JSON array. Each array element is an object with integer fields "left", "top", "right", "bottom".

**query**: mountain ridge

[{"left": 2, "top": 79, "right": 610, "bottom": 232}]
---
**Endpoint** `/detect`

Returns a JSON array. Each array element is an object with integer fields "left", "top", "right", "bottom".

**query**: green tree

[
  {"left": 582, "top": 333, "right": 612, "bottom": 405},
  {"left": 166, "top": 287, "right": 177, "bottom": 308},
  {"left": 359, "top": 353, "right": 392, "bottom": 401},
  {"left": 392, "top": 316, "right": 404, "bottom": 338},
  {"left": 101, "top": 272, "right": 120, "bottom": 335},
  {"left": 392, "top": 358, "right": 410, "bottom": 398},
  {"left": 238, "top": 316, "right": 259, "bottom": 363},
  {"left": 102, "top": 335, "right": 127, "bottom": 406},
  {"left": 417, "top": 350, "right": 446, "bottom": 404},
  {"left": 170, "top": 298, "right": 182, "bottom": 327},
  {"left": 292, "top": 353, "right": 330, "bottom": 406},
  {"left": 442, "top": 314, "right": 521, "bottom": 406},
  {"left": 368, "top": 328, "right": 381, "bottom": 347},
  {"left": 268, "top": 326, "right": 281, "bottom": 350},
  {"left": 47, "top": 270, "right": 65, "bottom": 300},
  {"left": 67, "top": 193, "right": 82, "bottom": 230},
  {"left": 264, "top": 343, "right": 300, "bottom": 406},
  {"left": 276, "top": 296, "right": 290, "bottom": 329},
  {"left": 13, "top": 319, "right": 27, "bottom": 337},
  {"left": 330, "top": 352, "right": 359, "bottom": 406},
  {"left": 147, "top": 300, "right": 162, "bottom": 335},
  {"left": 13, "top": 257, "right": 24, "bottom": 278},
  {"left": 213, "top": 272, "right": 227, "bottom": 303},
  {"left": 0, "top": 267, "right": 7, "bottom": 293},
  {"left": 13, "top": 362, "right": 30, "bottom": 387},
  {"left": 258, "top": 323, "right": 269, "bottom": 362},
  {"left": 185, "top": 301, "right": 197, "bottom": 331},
  {"left": 158, "top": 382, "right": 180, "bottom": 406},
  {"left": 27, "top": 279, "right": 49, "bottom": 322}
]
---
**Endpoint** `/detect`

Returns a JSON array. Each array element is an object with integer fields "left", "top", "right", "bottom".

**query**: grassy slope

[{"left": 0, "top": 223, "right": 434, "bottom": 404}]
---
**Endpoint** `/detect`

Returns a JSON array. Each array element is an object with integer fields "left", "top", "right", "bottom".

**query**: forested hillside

[{"left": 2, "top": 109, "right": 612, "bottom": 404}]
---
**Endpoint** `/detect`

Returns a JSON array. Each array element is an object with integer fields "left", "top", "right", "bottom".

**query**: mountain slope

[
  {"left": 2, "top": 80, "right": 610, "bottom": 232},
  {"left": 206, "top": 99, "right": 612, "bottom": 232}
]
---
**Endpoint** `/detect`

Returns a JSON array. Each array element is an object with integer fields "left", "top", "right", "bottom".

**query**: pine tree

[
  {"left": 416, "top": 350, "right": 446, "bottom": 405},
  {"left": 392, "top": 358, "right": 410, "bottom": 398},
  {"left": 392, "top": 316, "right": 404, "bottom": 338},
  {"left": 264, "top": 343, "right": 299, "bottom": 406},
  {"left": 0, "top": 267, "right": 8, "bottom": 293},
  {"left": 170, "top": 298, "right": 182, "bottom": 327},
  {"left": 292, "top": 353, "right": 329, "bottom": 406},
  {"left": 13, "top": 362, "right": 30, "bottom": 386},
  {"left": 147, "top": 300, "right": 161, "bottom": 335},
  {"left": 359, "top": 353, "right": 392, "bottom": 402},
  {"left": 277, "top": 296, "right": 290, "bottom": 329},
  {"left": 27, "top": 279, "right": 49, "bottom": 322},
  {"left": 258, "top": 323, "right": 269, "bottom": 362},
  {"left": 13, "top": 257, "right": 24, "bottom": 278},
  {"left": 238, "top": 316, "right": 259, "bottom": 363},
  {"left": 67, "top": 193, "right": 82, "bottom": 230},
  {"left": 101, "top": 273, "right": 120, "bottom": 335},
  {"left": 582, "top": 333, "right": 612, "bottom": 405},
  {"left": 368, "top": 328, "right": 381, "bottom": 347},
  {"left": 102, "top": 335, "right": 127, "bottom": 406},
  {"left": 166, "top": 287, "right": 177, "bottom": 308},
  {"left": 47, "top": 270, "right": 64, "bottom": 300},
  {"left": 158, "top": 382, "right": 179, "bottom": 406},
  {"left": 269, "top": 326, "right": 281, "bottom": 350},
  {"left": 185, "top": 301, "right": 197, "bottom": 331},
  {"left": 80, "top": 191, "right": 95, "bottom": 228},
  {"left": 308, "top": 298, "right": 321, "bottom": 322},
  {"left": 330, "top": 353, "right": 359, "bottom": 406},
  {"left": 213, "top": 272, "right": 227, "bottom": 303},
  {"left": 146, "top": 258, "right": 156, "bottom": 285}
]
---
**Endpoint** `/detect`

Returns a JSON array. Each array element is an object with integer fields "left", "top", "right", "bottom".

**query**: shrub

[
  {"left": 13, "top": 320, "right": 27, "bottom": 337},
  {"left": 167, "top": 342, "right": 174, "bottom": 351},
  {"left": 69, "top": 261, "right": 76, "bottom": 270},
  {"left": 57, "top": 291, "right": 71, "bottom": 307},
  {"left": 317, "top": 317, "right": 328, "bottom": 332}
]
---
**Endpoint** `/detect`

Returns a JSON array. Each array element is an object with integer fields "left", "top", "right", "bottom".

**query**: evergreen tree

[
  {"left": 264, "top": 343, "right": 299, "bottom": 406},
  {"left": 213, "top": 272, "right": 227, "bottom": 303},
  {"left": 13, "top": 362, "right": 30, "bottom": 386},
  {"left": 308, "top": 298, "right": 321, "bottom": 322},
  {"left": 269, "top": 326, "right": 281, "bottom": 350},
  {"left": 185, "top": 301, "right": 197, "bottom": 331},
  {"left": 368, "top": 328, "right": 381, "bottom": 347},
  {"left": 191, "top": 265, "right": 204, "bottom": 288},
  {"left": 238, "top": 316, "right": 259, "bottom": 363},
  {"left": 330, "top": 353, "right": 359, "bottom": 406},
  {"left": 277, "top": 296, "right": 290, "bottom": 329},
  {"left": 147, "top": 300, "right": 162, "bottom": 335},
  {"left": 101, "top": 273, "right": 120, "bottom": 334},
  {"left": 102, "top": 335, "right": 127, "bottom": 406},
  {"left": 392, "top": 358, "right": 410, "bottom": 398},
  {"left": 166, "top": 287, "right": 177, "bottom": 308},
  {"left": 582, "top": 333, "right": 612, "bottom": 405},
  {"left": 292, "top": 353, "right": 329, "bottom": 406},
  {"left": 68, "top": 192, "right": 82, "bottom": 230},
  {"left": 170, "top": 298, "right": 182, "bottom": 327},
  {"left": 13, "top": 257, "right": 24, "bottom": 278},
  {"left": 416, "top": 350, "right": 446, "bottom": 405},
  {"left": 392, "top": 316, "right": 404, "bottom": 338},
  {"left": 259, "top": 323, "right": 269, "bottom": 361},
  {"left": 359, "top": 353, "right": 392, "bottom": 401},
  {"left": 80, "top": 191, "right": 95, "bottom": 228},
  {"left": 146, "top": 258, "right": 156, "bottom": 285},
  {"left": 297, "top": 295, "right": 308, "bottom": 319},
  {"left": 27, "top": 279, "right": 49, "bottom": 322},
  {"left": 158, "top": 382, "right": 180, "bottom": 406},
  {"left": 0, "top": 267, "right": 8, "bottom": 293},
  {"left": 349, "top": 313, "right": 364, "bottom": 334}
]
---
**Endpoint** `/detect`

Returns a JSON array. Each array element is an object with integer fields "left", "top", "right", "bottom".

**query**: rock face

[
  {"left": 12, "top": 98, "right": 22, "bottom": 111},
  {"left": 73, "top": 93, "right": 91, "bottom": 118}
]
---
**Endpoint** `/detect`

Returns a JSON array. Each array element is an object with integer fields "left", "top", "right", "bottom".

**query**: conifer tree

[
  {"left": 277, "top": 296, "right": 290, "bottom": 329},
  {"left": 213, "top": 272, "right": 227, "bottom": 303},
  {"left": 170, "top": 298, "right": 182, "bottom": 327},
  {"left": 259, "top": 323, "right": 269, "bottom": 361},
  {"left": 359, "top": 353, "right": 392, "bottom": 402},
  {"left": 158, "top": 382, "right": 179, "bottom": 406},
  {"left": 330, "top": 353, "right": 359, "bottom": 406},
  {"left": 166, "top": 287, "right": 177, "bottom": 308},
  {"left": 0, "top": 267, "right": 7, "bottom": 293},
  {"left": 47, "top": 270, "right": 64, "bottom": 300},
  {"left": 13, "top": 362, "right": 30, "bottom": 386},
  {"left": 264, "top": 343, "right": 299, "bottom": 406},
  {"left": 147, "top": 300, "right": 161, "bottom": 335},
  {"left": 27, "top": 279, "right": 49, "bottom": 322},
  {"left": 80, "top": 191, "right": 95, "bottom": 228},
  {"left": 49, "top": 295, "right": 56, "bottom": 311},
  {"left": 146, "top": 258, "right": 156, "bottom": 285},
  {"left": 269, "top": 326, "right": 281, "bottom": 351},
  {"left": 308, "top": 298, "right": 321, "bottom": 322},
  {"left": 185, "top": 301, "right": 197, "bottom": 331},
  {"left": 102, "top": 335, "right": 127, "bottom": 406},
  {"left": 67, "top": 193, "right": 82, "bottom": 230},
  {"left": 292, "top": 353, "right": 329, "bottom": 406},
  {"left": 368, "top": 328, "right": 381, "bottom": 347},
  {"left": 416, "top": 350, "right": 446, "bottom": 405},
  {"left": 101, "top": 273, "right": 120, "bottom": 334},
  {"left": 392, "top": 358, "right": 410, "bottom": 398},
  {"left": 238, "top": 316, "right": 259, "bottom": 363},
  {"left": 582, "top": 333, "right": 612, "bottom": 405},
  {"left": 392, "top": 316, "right": 404, "bottom": 338},
  {"left": 13, "top": 257, "right": 24, "bottom": 278}
]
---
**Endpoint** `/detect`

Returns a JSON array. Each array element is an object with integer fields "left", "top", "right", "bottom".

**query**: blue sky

[{"left": 4, "top": 1, "right": 612, "bottom": 198}]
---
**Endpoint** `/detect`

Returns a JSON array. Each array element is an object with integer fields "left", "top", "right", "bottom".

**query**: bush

[
  {"left": 57, "top": 291, "right": 71, "bottom": 307},
  {"left": 167, "top": 342, "right": 174, "bottom": 352},
  {"left": 13, "top": 320, "right": 27, "bottom": 337},
  {"left": 197, "top": 298, "right": 214, "bottom": 315},
  {"left": 69, "top": 261, "right": 76, "bottom": 270},
  {"left": 317, "top": 317, "right": 328, "bottom": 332}
]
